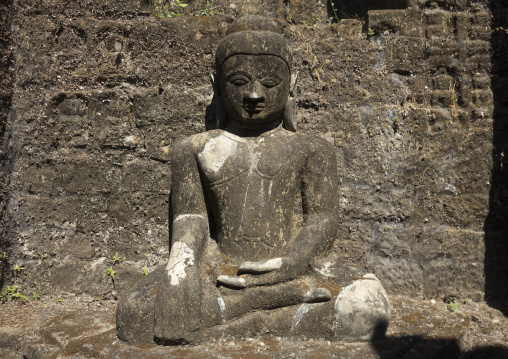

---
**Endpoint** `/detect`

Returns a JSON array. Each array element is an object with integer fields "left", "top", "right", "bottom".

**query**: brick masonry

[{"left": 0, "top": 0, "right": 506, "bottom": 303}]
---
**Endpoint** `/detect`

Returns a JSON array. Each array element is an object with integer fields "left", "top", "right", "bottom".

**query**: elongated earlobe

[
  {"left": 206, "top": 74, "right": 227, "bottom": 130},
  {"left": 283, "top": 74, "right": 298, "bottom": 132}
]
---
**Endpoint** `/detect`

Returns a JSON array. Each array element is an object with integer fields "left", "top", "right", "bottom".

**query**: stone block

[
  {"left": 105, "top": 193, "right": 169, "bottom": 226},
  {"left": 368, "top": 10, "right": 425, "bottom": 37},
  {"left": 423, "top": 259, "right": 484, "bottom": 300},
  {"left": 471, "top": 89, "right": 493, "bottom": 107},
  {"left": 369, "top": 225, "right": 486, "bottom": 298},
  {"left": 455, "top": 11, "right": 491, "bottom": 41},
  {"left": 368, "top": 255, "right": 424, "bottom": 295},
  {"left": 384, "top": 36, "right": 426, "bottom": 73},
  {"left": 426, "top": 42, "right": 460, "bottom": 69},
  {"left": 425, "top": 9, "right": 454, "bottom": 39},
  {"left": 17, "top": 158, "right": 122, "bottom": 195},
  {"left": 121, "top": 159, "right": 170, "bottom": 193}
]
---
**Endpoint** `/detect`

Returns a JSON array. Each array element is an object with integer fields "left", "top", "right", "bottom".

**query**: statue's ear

[
  {"left": 206, "top": 74, "right": 227, "bottom": 130},
  {"left": 283, "top": 73, "right": 298, "bottom": 132}
]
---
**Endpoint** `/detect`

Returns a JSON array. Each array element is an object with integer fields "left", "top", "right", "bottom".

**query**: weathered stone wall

[{"left": 1, "top": 0, "right": 504, "bottom": 303}]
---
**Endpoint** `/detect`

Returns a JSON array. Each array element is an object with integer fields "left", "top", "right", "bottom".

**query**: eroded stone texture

[{"left": 117, "top": 16, "right": 390, "bottom": 344}]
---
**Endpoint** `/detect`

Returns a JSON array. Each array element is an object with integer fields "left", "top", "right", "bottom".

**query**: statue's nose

[{"left": 244, "top": 81, "right": 264, "bottom": 101}]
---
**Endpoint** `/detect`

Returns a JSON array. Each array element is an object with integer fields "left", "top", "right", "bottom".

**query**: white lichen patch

[
  {"left": 165, "top": 241, "right": 195, "bottom": 285},
  {"left": 292, "top": 303, "right": 321, "bottom": 329},
  {"left": 173, "top": 214, "right": 205, "bottom": 223},
  {"left": 123, "top": 135, "right": 137, "bottom": 146},
  {"left": 217, "top": 296, "right": 226, "bottom": 322},
  {"left": 198, "top": 135, "right": 238, "bottom": 174},
  {"left": 314, "top": 260, "right": 333, "bottom": 277}
]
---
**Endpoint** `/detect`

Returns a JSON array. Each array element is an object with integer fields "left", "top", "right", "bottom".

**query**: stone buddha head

[{"left": 212, "top": 16, "right": 297, "bottom": 132}]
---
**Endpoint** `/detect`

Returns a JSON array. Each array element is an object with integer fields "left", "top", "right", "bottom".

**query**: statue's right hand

[
  {"left": 215, "top": 258, "right": 283, "bottom": 288},
  {"left": 216, "top": 256, "right": 301, "bottom": 289}
]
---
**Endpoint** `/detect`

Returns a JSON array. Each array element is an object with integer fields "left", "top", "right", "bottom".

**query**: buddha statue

[{"left": 116, "top": 15, "right": 390, "bottom": 345}]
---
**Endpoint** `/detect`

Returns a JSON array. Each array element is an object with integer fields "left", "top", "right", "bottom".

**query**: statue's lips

[{"left": 242, "top": 105, "right": 265, "bottom": 114}]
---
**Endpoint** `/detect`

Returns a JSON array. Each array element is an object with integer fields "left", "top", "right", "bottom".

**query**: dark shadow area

[
  {"left": 484, "top": 0, "right": 508, "bottom": 316},
  {"left": 327, "top": 0, "right": 408, "bottom": 21},
  {"left": 0, "top": 0, "right": 15, "bottom": 289},
  {"left": 370, "top": 322, "right": 508, "bottom": 358}
]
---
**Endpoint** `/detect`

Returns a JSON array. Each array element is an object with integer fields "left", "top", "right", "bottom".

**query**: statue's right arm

[
  {"left": 154, "top": 139, "right": 209, "bottom": 339},
  {"left": 169, "top": 139, "right": 208, "bottom": 262}
]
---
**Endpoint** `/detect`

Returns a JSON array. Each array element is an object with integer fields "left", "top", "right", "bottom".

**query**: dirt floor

[{"left": 0, "top": 294, "right": 507, "bottom": 358}]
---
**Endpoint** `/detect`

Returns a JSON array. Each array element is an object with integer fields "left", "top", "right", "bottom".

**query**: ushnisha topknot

[{"left": 215, "top": 15, "right": 292, "bottom": 72}]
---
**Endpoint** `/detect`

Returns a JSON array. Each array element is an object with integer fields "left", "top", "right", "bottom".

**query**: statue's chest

[{"left": 196, "top": 134, "right": 302, "bottom": 185}]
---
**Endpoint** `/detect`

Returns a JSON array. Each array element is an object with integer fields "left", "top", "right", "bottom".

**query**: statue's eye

[
  {"left": 228, "top": 75, "right": 249, "bottom": 86},
  {"left": 260, "top": 77, "right": 281, "bottom": 88}
]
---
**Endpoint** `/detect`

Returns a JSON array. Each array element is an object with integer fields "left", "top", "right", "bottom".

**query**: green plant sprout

[
  {"left": 113, "top": 252, "right": 121, "bottom": 264},
  {"left": 0, "top": 285, "right": 28, "bottom": 303},
  {"left": 107, "top": 266, "right": 117, "bottom": 280},
  {"left": 313, "top": 9, "right": 324, "bottom": 27},
  {"left": 197, "top": 0, "right": 216, "bottom": 16},
  {"left": 155, "top": 0, "right": 188, "bottom": 18},
  {"left": 1, "top": 252, "right": 7, "bottom": 261},
  {"left": 13, "top": 264, "right": 25, "bottom": 272},
  {"left": 33, "top": 292, "right": 40, "bottom": 300},
  {"left": 446, "top": 301, "right": 458, "bottom": 312},
  {"left": 329, "top": 0, "right": 340, "bottom": 23},
  {"left": 57, "top": 296, "right": 63, "bottom": 303},
  {"left": 367, "top": 27, "right": 375, "bottom": 37},
  {"left": 142, "top": 265, "right": 149, "bottom": 276}
]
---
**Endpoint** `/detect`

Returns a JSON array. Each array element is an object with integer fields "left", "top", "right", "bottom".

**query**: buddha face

[{"left": 219, "top": 54, "right": 290, "bottom": 130}]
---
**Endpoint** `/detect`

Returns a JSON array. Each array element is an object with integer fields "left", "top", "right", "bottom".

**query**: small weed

[
  {"left": 1, "top": 252, "right": 7, "bottom": 261},
  {"left": 196, "top": 0, "right": 217, "bottom": 16},
  {"left": 113, "top": 252, "right": 121, "bottom": 264},
  {"left": 57, "top": 296, "right": 63, "bottom": 303},
  {"left": 13, "top": 265, "right": 25, "bottom": 272},
  {"left": 446, "top": 301, "right": 458, "bottom": 312},
  {"left": 107, "top": 266, "right": 117, "bottom": 280},
  {"left": 155, "top": 0, "right": 188, "bottom": 18},
  {"left": 329, "top": 0, "right": 340, "bottom": 23},
  {"left": 33, "top": 292, "right": 40, "bottom": 300},
  {"left": 1, "top": 285, "right": 28, "bottom": 303},
  {"left": 313, "top": 9, "right": 325, "bottom": 27},
  {"left": 142, "top": 265, "right": 149, "bottom": 276},
  {"left": 367, "top": 28, "right": 375, "bottom": 37}
]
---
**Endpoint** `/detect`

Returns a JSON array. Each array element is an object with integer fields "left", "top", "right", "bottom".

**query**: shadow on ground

[{"left": 370, "top": 322, "right": 508, "bottom": 359}]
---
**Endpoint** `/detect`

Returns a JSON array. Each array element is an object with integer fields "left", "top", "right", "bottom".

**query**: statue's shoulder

[
  {"left": 172, "top": 130, "right": 223, "bottom": 156},
  {"left": 289, "top": 131, "right": 335, "bottom": 155}
]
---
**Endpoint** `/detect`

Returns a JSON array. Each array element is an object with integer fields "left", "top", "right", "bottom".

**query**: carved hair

[{"left": 215, "top": 16, "right": 292, "bottom": 73}]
